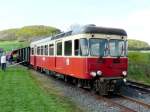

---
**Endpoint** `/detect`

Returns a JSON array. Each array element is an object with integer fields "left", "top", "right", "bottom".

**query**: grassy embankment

[
  {"left": 0, "top": 66, "right": 82, "bottom": 112},
  {"left": 128, "top": 52, "right": 150, "bottom": 84}
]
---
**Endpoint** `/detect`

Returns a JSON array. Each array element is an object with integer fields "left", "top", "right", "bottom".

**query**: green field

[
  {"left": 0, "top": 41, "right": 28, "bottom": 51},
  {"left": 0, "top": 66, "right": 82, "bottom": 112},
  {"left": 128, "top": 52, "right": 150, "bottom": 84}
]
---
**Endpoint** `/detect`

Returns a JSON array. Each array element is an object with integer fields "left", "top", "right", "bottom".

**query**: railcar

[{"left": 29, "top": 25, "right": 128, "bottom": 95}]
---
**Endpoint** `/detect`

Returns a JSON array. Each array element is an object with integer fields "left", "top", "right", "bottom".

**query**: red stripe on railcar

[{"left": 30, "top": 55, "right": 128, "bottom": 79}]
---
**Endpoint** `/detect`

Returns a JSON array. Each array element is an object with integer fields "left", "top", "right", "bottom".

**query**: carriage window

[
  {"left": 49, "top": 44, "right": 54, "bottom": 55},
  {"left": 57, "top": 42, "right": 62, "bottom": 55},
  {"left": 34, "top": 47, "right": 36, "bottom": 55},
  {"left": 37, "top": 47, "right": 40, "bottom": 55},
  {"left": 45, "top": 45, "right": 48, "bottom": 55},
  {"left": 41, "top": 46, "right": 43, "bottom": 55},
  {"left": 65, "top": 40, "right": 72, "bottom": 56},
  {"left": 74, "top": 39, "right": 79, "bottom": 56},
  {"left": 31, "top": 48, "right": 34, "bottom": 55},
  {"left": 80, "top": 38, "right": 88, "bottom": 56}
]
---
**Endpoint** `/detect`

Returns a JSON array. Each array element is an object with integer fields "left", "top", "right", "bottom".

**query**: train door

[
  {"left": 33, "top": 46, "right": 36, "bottom": 66},
  {"left": 31, "top": 47, "right": 36, "bottom": 66},
  {"left": 55, "top": 41, "right": 65, "bottom": 69}
]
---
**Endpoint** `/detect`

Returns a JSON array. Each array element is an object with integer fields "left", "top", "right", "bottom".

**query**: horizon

[{"left": 0, "top": 0, "right": 150, "bottom": 44}]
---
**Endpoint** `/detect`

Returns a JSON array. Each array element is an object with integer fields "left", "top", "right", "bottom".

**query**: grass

[
  {"left": 128, "top": 52, "right": 150, "bottom": 84},
  {"left": 0, "top": 41, "right": 28, "bottom": 51},
  {"left": 0, "top": 66, "right": 83, "bottom": 112}
]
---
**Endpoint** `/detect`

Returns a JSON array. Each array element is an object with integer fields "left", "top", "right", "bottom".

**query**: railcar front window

[
  {"left": 90, "top": 39, "right": 108, "bottom": 56},
  {"left": 80, "top": 38, "right": 88, "bottom": 56},
  {"left": 109, "top": 40, "right": 125, "bottom": 57},
  {"left": 125, "top": 40, "right": 128, "bottom": 56}
]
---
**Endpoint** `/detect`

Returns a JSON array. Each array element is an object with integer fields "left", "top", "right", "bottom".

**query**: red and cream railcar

[{"left": 30, "top": 25, "right": 128, "bottom": 95}]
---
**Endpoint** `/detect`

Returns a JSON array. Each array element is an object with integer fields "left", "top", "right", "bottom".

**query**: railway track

[
  {"left": 70, "top": 81, "right": 150, "bottom": 112},
  {"left": 84, "top": 89, "right": 150, "bottom": 112},
  {"left": 96, "top": 95, "right": 137, "bottom": 112},
  {"left": 75, "top": 85, "right": 150, "bottom": 112},
  {"left": 120, "top": 95, "right": 150, "bottom": 109},
  {"left": 28, "top": 67, "right": 150, "bottom": 112},
  {"left": 127, "top": 80, "right": 150, "bottom": 93}
]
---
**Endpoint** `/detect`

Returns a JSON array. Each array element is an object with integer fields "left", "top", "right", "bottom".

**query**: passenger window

[
  {"left": 80, "top": 38, "right": 88, "bottom": 56},
  {"left": 57, "top": 42, "right": 62, "bottom": 55},
  {"left": 37, "top": 47, "right": 40, "bottom": 55},
  {"left": 31, "top": 48, "right": 34, "bottom": 55},
  {"left": 74, "top": 39, "right": 79, "bottom": 56},
  {"left": 65, "top": 40, "right": 72, "bottom": 56},
  {"left": 45, "top": 45, "right": 48, "bottom": 55},
  {"left": 35, "top": 47, "right": 37, "bottom": 55},
  {"left": 41, "top": 46, "right": 43, "bottom": 55},
  {"left": 49, "top": 44, "right": 54, "bottom": 55}
]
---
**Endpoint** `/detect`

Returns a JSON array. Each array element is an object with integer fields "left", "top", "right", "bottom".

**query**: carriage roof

[{"left": 31, "top": 25, "right": 127, "bottom": 45}]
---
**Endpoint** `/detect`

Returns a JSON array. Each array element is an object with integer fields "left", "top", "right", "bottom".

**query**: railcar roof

[
  {"left": 81, "top": 25, "right": 127, "bottom": 36},
  {"left": 31, "top": 25, "right": 127, "bottom": 44}
]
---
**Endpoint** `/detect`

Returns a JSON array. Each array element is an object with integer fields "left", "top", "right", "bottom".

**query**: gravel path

[
  {"left": 31, "top": 70, "right": 121, "bottom": 112},
  {"left": 31, "top": 70, "right": 150, "bottom": 112}
]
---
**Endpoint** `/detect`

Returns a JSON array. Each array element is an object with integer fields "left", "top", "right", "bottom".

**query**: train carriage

[
  {"left": 12, "top": 47, "right": 30, "bottom": 65},
  {"left": 30, "top": 25, "right": 128, "bottom": 95}
]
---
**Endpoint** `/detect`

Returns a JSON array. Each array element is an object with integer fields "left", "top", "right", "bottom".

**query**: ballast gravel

[
  {"left": 32, "top": 71, "right": 121, "bottom": 112},
  {"left": 32, "top": 70, "right": 150, "bottom": 112}
]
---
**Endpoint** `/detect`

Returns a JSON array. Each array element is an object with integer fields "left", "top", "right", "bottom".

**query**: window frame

[
  {"left": 44, "top": 45, "right": 48, "bottom": 55},
  {"left": 74, "top": 39, "right": 80, "bottom": 56},
  {"left": 109, "top": 39, "right": 126, "bottom": 57},
  {"left": 41, "top": 46, "right": 44, "bottom": 55},
  {"left": 64, "top": 40, "right": 72, "bottom": 56},
  {"left": 37, "top": 46, "right": 40, "bottom": 55},
  {"left": 89, "top": 38, "right": 108, "bottom": 57},
  {"left": 56, "top": 41, "right": 62, "bottom": 56},
  {"left": 49, "top": 44, "right": 54, "bottom": 56},
  {"left": 31, "top": 48, "right": 34, "bottom": 55},
  {"left": 79, "top": 38, "right": 89, "bottom": 56}
]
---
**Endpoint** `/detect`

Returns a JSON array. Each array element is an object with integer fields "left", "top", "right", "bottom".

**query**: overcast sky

[{"left": 0, "top": 0, "right": 150, "bottom": 43}]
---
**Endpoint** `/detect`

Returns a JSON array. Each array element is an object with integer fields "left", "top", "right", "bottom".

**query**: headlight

[
  {"left": 123, "top": 78, "right": 127, "bottom": 83},
  {"left": 90, "top": 72, "right": 96, "bottom": 77},
  {"left": 122, "top": 71, "right": 127, "bottom": 76},
  {"left": 97, "top": 71, "right": 102, "bottom": 76}
]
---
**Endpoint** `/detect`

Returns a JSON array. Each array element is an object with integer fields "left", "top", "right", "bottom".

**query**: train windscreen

[
  {"left": 89, "top": 38, "right": 108, "bottom": 57},
  {"left": 89, "top": 39, "right": 127, "bottom": 57},
  {"left": 109, "top": 39, "right": 126, "bottom": 57}
]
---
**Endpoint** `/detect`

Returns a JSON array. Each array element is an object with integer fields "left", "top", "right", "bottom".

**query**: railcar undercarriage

[{"left": 37, "top": 67, "right": 126, "bottom": 96}]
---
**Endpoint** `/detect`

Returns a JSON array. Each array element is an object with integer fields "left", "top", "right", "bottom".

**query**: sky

[{"left": 0, "top": 0, "right": 150, "bottom": 43}]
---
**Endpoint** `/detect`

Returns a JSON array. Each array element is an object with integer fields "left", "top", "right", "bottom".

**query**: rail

[{"left": 127, "top": 80, "right": 150, "bottom": 93}]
